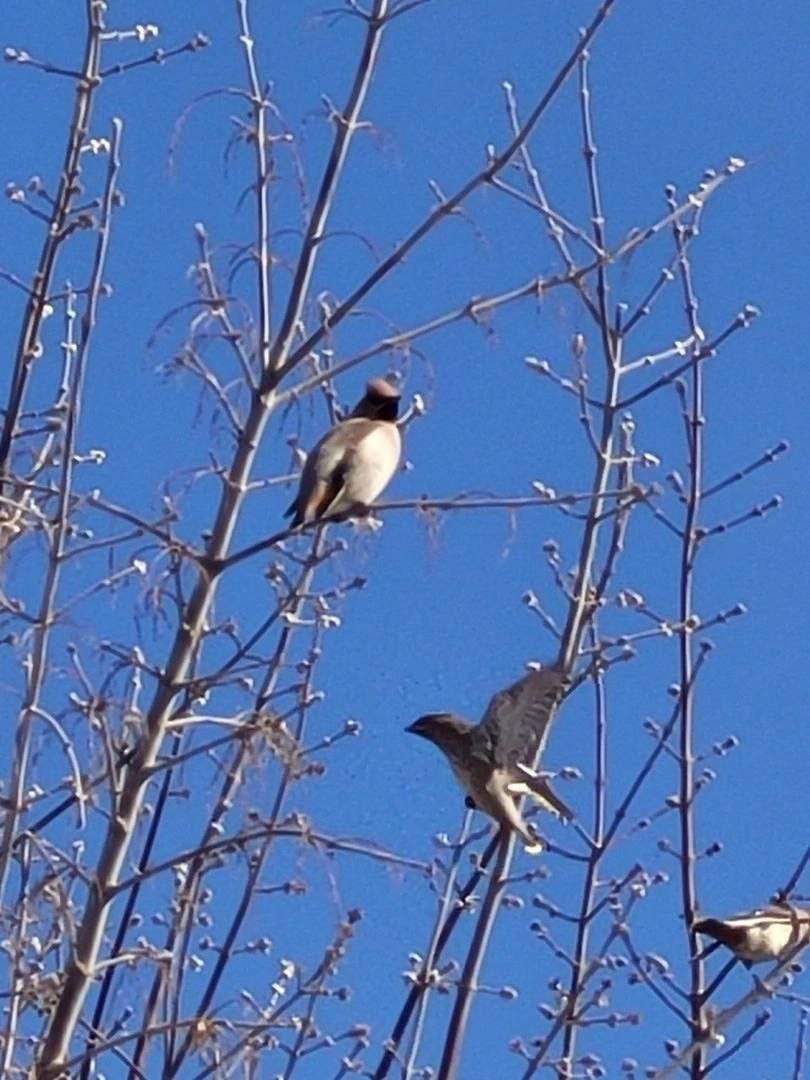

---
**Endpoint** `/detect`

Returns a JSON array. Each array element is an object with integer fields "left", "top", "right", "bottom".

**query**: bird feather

[{"left": 471, "top": 667, "right": 568, "bottom": 769}]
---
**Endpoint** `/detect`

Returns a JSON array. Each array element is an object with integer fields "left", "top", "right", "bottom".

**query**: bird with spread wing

[{"left": 406, "top": 665, "right": 572, "bottom": 853}]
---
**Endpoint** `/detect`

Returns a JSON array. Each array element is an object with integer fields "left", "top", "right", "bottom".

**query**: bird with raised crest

[{"left": 285, "top": 377, "right": 401, "bottom": 528}]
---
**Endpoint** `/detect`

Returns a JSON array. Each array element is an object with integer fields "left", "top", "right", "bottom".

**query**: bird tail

[
  {"left": 693, "top": 917, "right": 725, "bottom": 938},
  {"left": 508, "top": 764, "right": 573, "bottom": 822},
  {"left": 284, "top": 496, "right": 302, "bottom": 526},
  {"left": 692, "top": 917, "right": 748, "bottom": 963},
  {"left": 693, "top": 917, "right": 742, "bottom": 949}
]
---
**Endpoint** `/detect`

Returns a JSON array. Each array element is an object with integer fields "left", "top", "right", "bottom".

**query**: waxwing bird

[
  {"left": 694, "top": 904, "right": 810, "bottom": 967},
  {"left": 285, "top": 378, "right": 401, "bottom": 528},
  {"left": 406, "top": 666, "right": 572, "bottom": 853}
]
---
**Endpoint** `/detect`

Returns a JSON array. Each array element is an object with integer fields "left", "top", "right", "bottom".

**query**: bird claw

[{"left": 352, "top": 510, "right": 383, "bottom": 532}]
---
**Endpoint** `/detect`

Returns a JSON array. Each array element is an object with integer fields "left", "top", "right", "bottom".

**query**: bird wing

[{"left": 471, "top": 666, "right": 568, "bottom": 769}]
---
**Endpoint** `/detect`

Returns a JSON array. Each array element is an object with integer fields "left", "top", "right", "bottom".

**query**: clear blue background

[{"left": 1, "top": 1, "right": 808, "bottom": 1075}]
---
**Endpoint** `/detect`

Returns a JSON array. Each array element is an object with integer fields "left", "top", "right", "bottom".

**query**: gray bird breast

[{"left": 344, "top": 425, "right": 401, "bottom": 505}]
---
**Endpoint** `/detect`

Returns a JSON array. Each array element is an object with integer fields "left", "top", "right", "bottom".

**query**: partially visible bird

[
  {"left": 406, "top": 666, "right": 572, "bottom": 853},
  {"left": 694, "top": 904, "right": 810, "bottom": 966},
  {"left": 285, "top": 378, "right": 401, "bottom": 528}
]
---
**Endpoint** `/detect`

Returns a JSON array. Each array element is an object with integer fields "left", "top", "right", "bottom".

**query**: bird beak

[{"left": 404, "top": 720, "right": 420, "bottom": 734}]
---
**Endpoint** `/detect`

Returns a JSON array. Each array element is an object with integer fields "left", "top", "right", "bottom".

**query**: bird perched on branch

[
  {"left": 694, "top": 904, "right": 810, "bottom": 966},
  {"left": 406, "top": 665, "right": 573, "bottom": 853},
  {"left": 285, "top": 378, "right": 401, "bottom": 528}
]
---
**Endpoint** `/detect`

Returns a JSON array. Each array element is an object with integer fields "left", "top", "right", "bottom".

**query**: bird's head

[
  {"left": 405, "top": 713, "right": 471, "bottom": 755},
  {"left": 353, "top": 378, "right": 401, "bottom": 422}
]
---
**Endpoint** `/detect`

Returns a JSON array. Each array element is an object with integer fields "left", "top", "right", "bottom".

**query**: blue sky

[{"left": 1, "top": 1, "right": 809, "bottom": 1076}]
